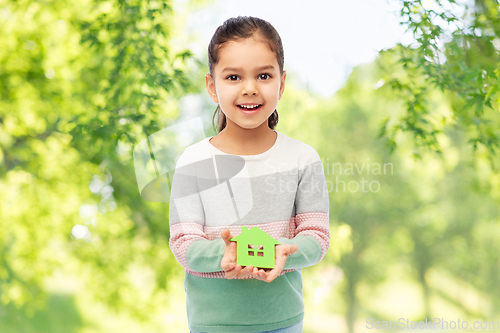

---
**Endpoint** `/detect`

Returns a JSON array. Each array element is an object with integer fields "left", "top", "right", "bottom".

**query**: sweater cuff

[
  {"left": 185, "top": 238, "right": 226, "bottom": 273},
  {"left": 278, "top": 235, "right": 322, "bottom": 270}
]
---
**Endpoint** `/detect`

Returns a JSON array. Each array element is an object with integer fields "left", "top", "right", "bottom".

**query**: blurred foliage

[
  {"left": 1, "top": 0, "right": 500, "bottom": 332},
  {"left": 378, "top": 0, "right": 500, "bottom": 164},
  {"left": 0, "top": 0, "right": 206, "bottom": 324},
  {"left": 280, "top": 50, "right": 499, "bottom": 332},
  {"left": 0, "top": 294, "right": 83, "bottom": 333}
]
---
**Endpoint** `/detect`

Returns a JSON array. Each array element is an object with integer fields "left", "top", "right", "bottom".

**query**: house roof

[{"left": 230, "top": 226, "right": 281, "bottom": 245}]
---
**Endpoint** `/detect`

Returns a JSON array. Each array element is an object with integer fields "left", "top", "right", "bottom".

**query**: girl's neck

[{"left": 211, "top": 123, "right": 277, "bottom": 155}]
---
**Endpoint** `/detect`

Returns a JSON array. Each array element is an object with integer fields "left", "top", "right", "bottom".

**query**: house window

[
  {"left": 257, "top": 245, "right": 264, "bottom": 257},
  {"left": 248, "top": 244, "right": 264, "bottom": 257}
]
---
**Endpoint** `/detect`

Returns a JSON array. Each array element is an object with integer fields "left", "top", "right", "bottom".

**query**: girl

[{"left": 169, "top": 16, "right": 330, "bottom": 333}]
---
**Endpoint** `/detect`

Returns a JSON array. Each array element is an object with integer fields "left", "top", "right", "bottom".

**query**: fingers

[
  {"left": 235, "top": 265, "right": 254, "bottom": 279},
  {"left": 221, "top": 260, "right": 234, "bottom": 271},
  {"left": 226, "top": 266, "right": 272, "bottom": 281},
  {"left": 221, "top": 243, "right": 237, "bottom": 271},
  {"left": 279, "top": 243, "right": 298, "bottom": 256},
  {"left": 225, "top": 265, "right": 272, "bottom": 280},
  {"left": 225, "top": 265, "right": 255, "bottom": 279},
  {"left": 226, "top": 243, "right": 298, "bottom": 281},
  {"left": 221, "top": 241, "right": 237, "bottom": 271},
  {"left": 266, "top": 263, "right": 283, "bottom": 283},
  {"left": 252, "top": 267, "right": 270, "bottom": 281},
  {"left": 221, "top": 228, "right": 233, "bottom": 246},
  {"left": 266, "top": 244, "right": 296, "bottom": 283},
  {"left": 226, "top": 238, "right": 237, "bottom": 257},
  {"left": 225, "top": 265, "right": 242, "bottom": 279},
  {"left": 286, "top": 244, "right": 298, "bottom": 255},
  {"left": 266, "top": 259, "right": 285, "bottom": 282},
  {"left": 221, "top": 229, "right": 237, "bottom": 272}
]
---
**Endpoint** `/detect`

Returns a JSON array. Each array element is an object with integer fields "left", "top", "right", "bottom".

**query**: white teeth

[{"left": 240, "top": 104, "right": 260, "bottom": 109}]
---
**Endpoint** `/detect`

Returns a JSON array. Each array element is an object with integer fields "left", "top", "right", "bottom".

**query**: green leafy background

[{"left": 1, "top": 0, "right": 499, "bottom": 332}]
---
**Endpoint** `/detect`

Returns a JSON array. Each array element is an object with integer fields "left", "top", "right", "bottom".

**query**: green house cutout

[{"left": 230, "top": 226, "right": 281, "bottom": 269}]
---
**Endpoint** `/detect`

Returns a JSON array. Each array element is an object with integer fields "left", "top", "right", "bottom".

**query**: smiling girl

[{"left": 169, "top": 16, "right": 330, "bottom": 332}]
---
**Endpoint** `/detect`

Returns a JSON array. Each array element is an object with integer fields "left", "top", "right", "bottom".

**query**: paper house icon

[{"left": 230, "top": 227, "right": 281, "bottom": 269}]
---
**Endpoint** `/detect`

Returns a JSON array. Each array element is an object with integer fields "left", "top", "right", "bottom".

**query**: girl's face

[{"left": 205, "top": 36, "right": 286, "bottom": 131}]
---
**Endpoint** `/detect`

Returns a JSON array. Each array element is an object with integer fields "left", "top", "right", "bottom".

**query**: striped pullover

[{"left": 168, "top": 130, "right": 330, "bottom": 332}]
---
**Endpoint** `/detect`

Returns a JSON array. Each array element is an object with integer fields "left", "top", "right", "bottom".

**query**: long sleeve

[
  {"left": 279, "top": 144, "right": 330, "bottom": 270},
  {"left": 168, "top": 148, "right": 226, "bottom": 273}
]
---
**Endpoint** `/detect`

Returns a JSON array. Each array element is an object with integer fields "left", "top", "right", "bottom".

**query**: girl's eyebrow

[{"left": 222, "top": 65, "right": 275, "bottom": 73}]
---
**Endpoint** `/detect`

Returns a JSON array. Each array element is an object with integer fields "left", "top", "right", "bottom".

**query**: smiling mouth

[{"left": 237, "top": 105, "right": 262, "bottom": 111}]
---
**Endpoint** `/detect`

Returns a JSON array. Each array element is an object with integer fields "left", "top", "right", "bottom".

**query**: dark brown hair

[{"left": 208, "top": 16, "right": 284, "bottom": 133}]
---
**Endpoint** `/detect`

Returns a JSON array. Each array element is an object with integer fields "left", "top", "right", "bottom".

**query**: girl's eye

[{"left": 226, "top": 73, "right": 271, "bottom": 81}]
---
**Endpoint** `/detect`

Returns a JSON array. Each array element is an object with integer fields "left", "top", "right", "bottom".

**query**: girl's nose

[{"left": 242, "top": 79, "right": 258, "bottom": 95}]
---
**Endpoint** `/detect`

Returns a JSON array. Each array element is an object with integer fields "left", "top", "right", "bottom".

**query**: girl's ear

[
  {"left": 279, "top": 70, "right": 286, "bottom": 100},
  {"left": 205, "top": 73, "right": 219, "bottom": 103}
]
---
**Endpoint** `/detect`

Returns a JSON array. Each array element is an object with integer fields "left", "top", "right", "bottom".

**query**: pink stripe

[
  {"left": 169, "top": 223, "right": 206, "bottom": 271},
  {"left": 203, "top": 220, "right": 293, "bottom": 241},
  {"left": 294, "top": 212, "right": 330, "bottom": 261},
  {"left": 169, "top": 212, "right": 330, "bottom": 279},
  {"left": 186, "top": 269, "right": 297, "bottom": 279}
]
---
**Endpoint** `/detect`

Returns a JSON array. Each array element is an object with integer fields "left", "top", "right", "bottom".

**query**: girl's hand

[
  {"left": 220, "top": 229, "right": 237, "bottom": 272},
  {"left": 220, "top": 228, "right": 255, "bottom": 279},
  {"left": 252, "top": 267, "right": 270, "bottom": 281},
  {"left": 252, "top": 243, "right": 298, "bottom": 283}
]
